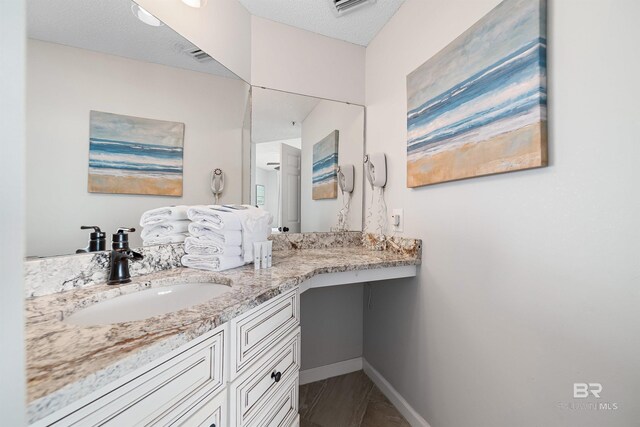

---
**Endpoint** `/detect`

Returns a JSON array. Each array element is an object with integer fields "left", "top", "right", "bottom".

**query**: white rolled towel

[
  {"left": 187, "top": 206, "right": 242, "bottom": 231},
  {"left": 181, "top": 254, "right": 244, "bottom": 272},
  {"left": 184, "top": 236, "right": 242, "bottom": 257},
  {"left": 143, "top": 233, "right": 189, "bottom": 246},
  {"left": 140, "top": 205, "right": 190, "bottom": 227},
  {"left": 141, "top": 220, "right": 190, "bottom": 240},
  {"left": 188, "top": 222, "right": 243, "bottom": 246}
]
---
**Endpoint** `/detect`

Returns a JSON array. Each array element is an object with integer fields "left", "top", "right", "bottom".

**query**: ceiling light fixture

[
  {"left": 181, "top": 0, "right": 208, "bottom": 8},
  {"left": 131, "top": 4, "right": 163, "bottom": 27}
]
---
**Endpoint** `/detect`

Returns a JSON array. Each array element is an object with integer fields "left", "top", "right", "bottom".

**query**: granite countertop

[{"left": 26, "top": 244, "right": 420, "bottom": 422}]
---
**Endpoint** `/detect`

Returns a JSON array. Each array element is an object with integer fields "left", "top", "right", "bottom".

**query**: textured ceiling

[
  {"left": 252, "top": 87, "right": 320, "bottom": 144},
  {"left": 238, "top": 0, "right": 405, "bottom": 46},
  {"left": 27, "top": 0, "right": 239, "bottom": 79}
]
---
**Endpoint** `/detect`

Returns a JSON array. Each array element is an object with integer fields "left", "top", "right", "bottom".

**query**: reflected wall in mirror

[
  {"left": 26, "top": 0, "right": 250, "bottom": 257},
  {"left": 250, "top": 88, "right": 365, "bottom": 233}
]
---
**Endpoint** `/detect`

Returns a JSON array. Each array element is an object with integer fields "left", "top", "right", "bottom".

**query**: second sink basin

[{"left": 65, "top": 283, "right": 231, "bottom": 326}]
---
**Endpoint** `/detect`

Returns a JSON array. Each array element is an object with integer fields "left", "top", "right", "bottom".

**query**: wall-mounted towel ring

[{"left": 211, "top": 168, "right": 224, "bottom": 204}]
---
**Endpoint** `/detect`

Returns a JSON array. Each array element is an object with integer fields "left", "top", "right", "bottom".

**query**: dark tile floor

[{"left": 299, "top": 370, "right": 410, "bottom": 427}]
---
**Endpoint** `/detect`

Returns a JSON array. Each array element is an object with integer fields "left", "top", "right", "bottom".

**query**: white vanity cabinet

[{"left": 35, "top": 288, "right": 300, "bottom": 427}]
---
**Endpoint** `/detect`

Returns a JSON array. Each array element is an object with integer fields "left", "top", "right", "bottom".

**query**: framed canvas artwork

[
  {"left": 312, "top": 130, "right": 339, "bottom": 200},
  {"left": 407, "top": 0, "right": 547, "bottom": 187},
  {"left": 88, "top": 111, "right": 185, "bottom": 196}
]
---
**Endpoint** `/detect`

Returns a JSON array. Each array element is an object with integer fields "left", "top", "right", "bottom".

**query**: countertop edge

[{"left": 26, "top": 252, "right": 420, "bottom": 423}]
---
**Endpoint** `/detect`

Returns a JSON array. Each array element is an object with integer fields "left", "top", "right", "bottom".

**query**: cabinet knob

[
  {"left": 271, "top": 371, "right": 282, "bottom": 382},
  {"left": 209, "top": 424, "right": 215, "bottom": 427}
]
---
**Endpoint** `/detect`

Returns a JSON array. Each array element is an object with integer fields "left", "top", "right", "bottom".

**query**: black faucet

[
  {"left": 108, "top": 228, "right": 143, "bottom": 285},
  {"left": 76, "top": 226, "right": 106, "bottom": 253}
]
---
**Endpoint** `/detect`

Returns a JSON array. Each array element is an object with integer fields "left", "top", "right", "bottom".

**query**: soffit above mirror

[{"left": 27, "top": 0, "right": 240, "bottom": 79}]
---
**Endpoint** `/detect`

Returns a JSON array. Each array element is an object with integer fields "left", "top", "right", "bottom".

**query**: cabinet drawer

[
  {"left": 229, "top": 329, "right": 300, "bottom": 426},
  {"left": 230, "top": 289, "right": 299, "bottom": 379},
  {"left": 173, "top": 390, "right": 226, "bottom": 427},
  {"left": 249, "top": 375, "right": 299, "bottom": 427},
  {"left": 50, "top": 328, "right": 225, "bottom": 426}
]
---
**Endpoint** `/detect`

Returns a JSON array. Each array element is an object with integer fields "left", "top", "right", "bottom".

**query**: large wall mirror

[
  {"left": 26, "top": 0, "right": 250, "bottom": 257},
  {"left": 249, "top": 88, "right": 365, "bottom": 233}
]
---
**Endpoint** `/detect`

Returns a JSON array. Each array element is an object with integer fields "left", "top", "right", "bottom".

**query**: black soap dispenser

[
  {"left": 108, "top": 228, "right": 143, "bottom": 285},
  {"left": 76, "top": 226, "right": 106, "bottom": 253}
]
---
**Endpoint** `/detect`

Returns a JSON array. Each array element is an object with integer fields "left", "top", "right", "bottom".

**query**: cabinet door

[
  {"left": 230, "top": 289, "right": 299, "bottom": 380},
  {"left": 47, "top": 328, "right": 225, "bottom": 426},
  {"left": 249, "top": 375, "right": 299, "bottom": 427},
  {"left": 172, "top": 390, "right": 226, "bottom": 427},
  {"left": 229, "top": 329, "right": 300, "bottom": 426}
]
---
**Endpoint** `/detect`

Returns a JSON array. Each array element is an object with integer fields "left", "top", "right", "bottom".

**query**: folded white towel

[
  {"left": 225, "top": 206, "right": 273, "bottom": 262},
  {"left": 140, "top": 206, "right": 190, "bottom": 227},
  {"left": 181, "top": 254, "right": 244, "bottom": 272},
  {"left": 187, "top": 206, "right": 242, "bottom": 231},
  {"left": 143, "top": 233, "right": 189, "bottom": 246},
  {"left": 188, "top": 222, "right": 243, "bottom": 246},
  {"left": 184, "top": 236, "right": 242, "bottom": 257},
  {"left": 141, "top": 220, "right": 190, "bottom": 240}
]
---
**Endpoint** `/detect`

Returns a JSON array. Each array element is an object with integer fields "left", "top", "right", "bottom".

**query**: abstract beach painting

[
  {"left": 407, "top": 0, "right": 547, "bottom": 187},
  {"left": 312, "top": 130, "right": 339, "bottom": 200},
  {"left": 88, "top": 111, "right": 184, "bottom": 196}
]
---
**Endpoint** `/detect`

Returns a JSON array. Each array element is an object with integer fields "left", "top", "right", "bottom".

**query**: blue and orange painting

[
  {"left": 88, "top": 111, "right": 184, "bottom": 196},
  {"left": 407, "top": 0, "right": 547, "bottom": 187},
  {"left": 312, "top": 130, "right": 339, "bottom": 200}
]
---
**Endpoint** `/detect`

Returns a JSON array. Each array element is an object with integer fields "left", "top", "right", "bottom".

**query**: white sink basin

[{"left": 65, "top": 283, "right": 231, "bottom": 326}]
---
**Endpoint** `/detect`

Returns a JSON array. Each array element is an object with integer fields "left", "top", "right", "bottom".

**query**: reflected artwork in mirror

[
  {"left": 249, "top": 88, "right": 365, "bottom": 234},
  {"left": 26, "top": 0, "right": 250, "bottom": 257},
  {"left": 312, "top": 130, "right": 339, "bottom": 201}
]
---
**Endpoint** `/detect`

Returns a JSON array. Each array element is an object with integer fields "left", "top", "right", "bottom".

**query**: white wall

[
  {"left": 242, "top": 96, "right": 252, "bottom": 204},
  {"left": 363, "top": 0, "right": 640, "bottom": 426},
  {"left": 135, "top": 0, "right": 251, "bottom": 82},
  {"left": 134, "top": 3, "right": 365, "bottom": 104},
  {"left": 26, "top": 40, "right": 249, "bottom": 256},
  {"left": 251, "top": 16, "right": 366, "bottom": 105},
  {"left": 0, "top": 0, "right": 27, "bottom": 423},
  {"left": 301, "top": 100, "right": 364, "bottom": 232}
]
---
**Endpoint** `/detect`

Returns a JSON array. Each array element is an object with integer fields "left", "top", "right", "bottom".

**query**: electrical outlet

[{"left": 391, "top": 208, "right": 404, "bottom": 232}]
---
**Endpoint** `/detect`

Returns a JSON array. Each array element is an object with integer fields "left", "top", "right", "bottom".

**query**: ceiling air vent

[
  {"left": 184, "top": 47, "right": 213, "bottom": 63},
  {"left": 332, "top": 0, "right": 376, "bottom": 16}
]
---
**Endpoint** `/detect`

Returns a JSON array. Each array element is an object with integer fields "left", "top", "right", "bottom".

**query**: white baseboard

[
  {"left": 299, "top": 357, "right": 363, "bottom": 385},
  {"left": 363, "top": 359, "right": 430, "bottom": 427}
]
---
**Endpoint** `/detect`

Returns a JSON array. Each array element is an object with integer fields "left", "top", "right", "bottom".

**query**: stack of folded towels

[
  {"left": 180, "top": 205, "right": 272, "bottom": 272},
  {"left": 140, "top": 205, "right": 191, "bottom": 245}
]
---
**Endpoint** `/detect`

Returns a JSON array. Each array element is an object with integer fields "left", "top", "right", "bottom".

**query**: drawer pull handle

[{"left": 271, "top": 371, "right": 282, "bottom": 382}]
